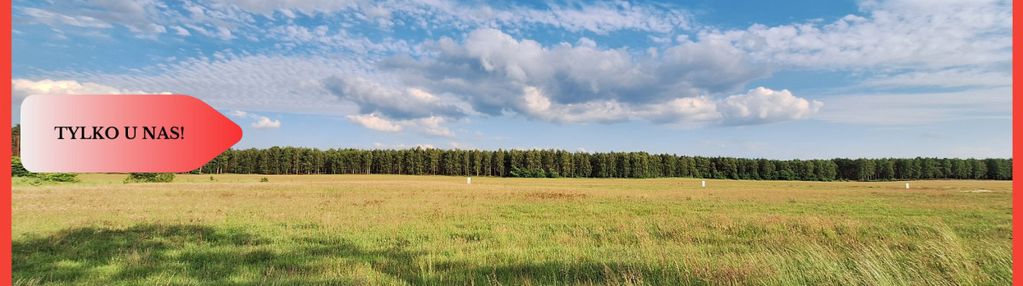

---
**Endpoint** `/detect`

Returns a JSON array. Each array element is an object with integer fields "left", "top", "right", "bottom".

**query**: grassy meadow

[{"left": 11, "top": 174, "right": 1012, "bottom": 285}]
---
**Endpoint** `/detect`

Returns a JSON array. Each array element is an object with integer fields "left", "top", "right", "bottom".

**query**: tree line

[{"left": 194, "top": 147, "right": 1012, "bottom": 181}]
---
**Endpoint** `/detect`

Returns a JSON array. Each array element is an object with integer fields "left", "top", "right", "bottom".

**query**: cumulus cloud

[
  {"left": 372, "top": 142, "right": 437, "bottom": 150},
  {"left": 44, "top": 52, "right": 461, "bottom": 136},
  {"left": 512, "top": 86, "right": 821, "bottom": 126},
  {"left": 228, "top": 110, "right": 282, "bottom": 129},
  {"left": 12, "top": 79, "right": 134, "bottom": 100},
  {"left": 25, "top": 0, "right": 1008, "bottom": 131},
  {"left": 11, "top": 78, "right": 155, "bottom": 123},
  {"left": 228, "top": 110, "right": 249, "bottom": 118},
  {"left": 322, "top": 76, "right": 465, "bottom": 120},
  {"left": 388, "top": 28, "right": 766, "bottom": 108},
  {"left": 346, "top": 113, "right": 452, "bottom": 137},
  {"left": 250, "top": 115, "right": 282, "bottom": 129},
  {"left": 347, "top": 113, "right": 402, "bottom": 132},
  {"left": 43, "top": 27, "right": 818, "bottom": 129},
  {"left": 413, "top": 116, "right": 454, "bottom": 137},
  {"left": 385, "top": 28, "right": 787, "bottom": 125},
  {"left": 324, "top": 75, "right": 466, "bottom": 136},
  {"left": 719, "top": 87, "right": 823, "bottom": 125},
  {"left": 643, "top": 97, "right": 723, "bottom": 124}
]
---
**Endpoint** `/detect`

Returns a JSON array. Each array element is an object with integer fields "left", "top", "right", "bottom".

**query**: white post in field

[
  {"left": 701, "top": 180, "right": 706, "bottom": 188},
  {"left": 467, "top": 177, "right": 472, "bottom": 185},
  {"left": 905, "top": 182, "right": 910, "bottom": 190}
]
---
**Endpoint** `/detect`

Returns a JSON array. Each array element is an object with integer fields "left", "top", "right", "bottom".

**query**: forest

[{"left": 195, "top": 147, "right": 1012, "bottom": 181}]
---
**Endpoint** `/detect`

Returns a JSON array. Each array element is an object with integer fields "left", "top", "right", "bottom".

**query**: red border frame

[
  {"left": 1013, "top": 0, "right": 1021, "bottom": 284},
  {"left": 2, "top": 0, "right": 12, "bottom": 282},
  {"left": 0, "top": 0, "right": 1017, "bottom": 284}
]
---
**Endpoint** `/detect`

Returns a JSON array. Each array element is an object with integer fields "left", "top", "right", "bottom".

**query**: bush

[
  {"left": 13, "top": 157, "right": 79, "bottom": 184},
  {"left": 260, "top": 177, "right": 270, "bottom": 183},
  {"left": 36, "top": 173, "right": 80, "bottom": 183},
  {"left": 509, "top": 167, "right": 549, "bottom": 178},
  {"left": 124, "top": 173, "right": 175, "bottom": 183},
  {"left": 12, "top": 156, "right": 31, "bottom": 177}
]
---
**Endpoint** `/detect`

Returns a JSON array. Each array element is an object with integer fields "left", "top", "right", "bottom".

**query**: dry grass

[{"left": 12, "top": 174, "right": 1012, "bottom": 285}]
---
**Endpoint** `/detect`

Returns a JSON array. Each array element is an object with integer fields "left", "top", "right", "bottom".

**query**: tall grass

[{"left": 12, "top": 175, "right": 1012, "bottom": 285}]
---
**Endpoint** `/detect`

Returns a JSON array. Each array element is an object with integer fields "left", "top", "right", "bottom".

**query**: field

[{"left": 12, "top": 174, "right": 1012, "bottom": 285}]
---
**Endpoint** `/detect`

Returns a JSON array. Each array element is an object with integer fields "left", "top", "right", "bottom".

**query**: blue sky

[{"left": 11, "top": 0, "right": 1012, "bottom": 159}]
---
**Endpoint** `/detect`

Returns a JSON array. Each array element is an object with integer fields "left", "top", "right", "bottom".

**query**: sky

[{"left": 10, "top": 0, "right": 1013, "bottom": 159}]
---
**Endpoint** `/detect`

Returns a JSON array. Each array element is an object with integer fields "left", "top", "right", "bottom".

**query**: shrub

[
  {"left": 36, "top": 173, "right": 80, "bottom": 183},
  {"left": 12, "top": 156, "right": 31, "bottom": 177},
  {"left": 509, "top": 167, "right": 548, "bottom": 178},
  {"left": 260, "top": 177, "right": 270, "bottom": 183},
  {"left": 124, "top": 173, "right": 175, "bottom": 183},
  {"left": 13, "top": 157, "right": 79, "bottom": 184}
]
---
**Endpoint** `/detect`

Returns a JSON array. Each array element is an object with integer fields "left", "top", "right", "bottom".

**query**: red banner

[{"left": 20, "top": 94, "right": 242, "bottom": 172}]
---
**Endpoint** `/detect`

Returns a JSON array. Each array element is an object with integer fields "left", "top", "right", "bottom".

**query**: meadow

[{"left": 11, "top": 174, "right": 1012, "bottom": 285}]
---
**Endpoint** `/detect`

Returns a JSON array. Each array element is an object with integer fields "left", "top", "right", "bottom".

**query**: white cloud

[
  {"left": 213, "top": 0, "right": 357, "bottom": 16},
  {"left": 19, "top": 0, "right": 692, "bottom": 43},
  {"left": 391, "top": 28, "right": 764, "bottom": 108},
  {"left": 387, "top": 28, "right": 784, "bottom": 125},
  {"left": 322, "top": 76, "right": 465, "bottom": 120},
  {"left": 704, "top": 0, "right": 1010, "bottom": 71},
  {"left": 346, "top": 113, "right": 402, "bottom": 132},
  {"left": 12, "top": 79, "right": 133, "bottom": 99},
  {"left": 228, "top": 110, "right": 248, "bottom": 118},
  {"left": 644, "top": 96, "right": 722, "bottom": 124},
  {"left": 719, "top": 87, "right": 823, "bottom": 124},
  {"left": 21, "top": 0, "right": 1008, "bottom": 132},
  {"left": 250, "top": 115, "right": 281, "bottom": 129},
  {"left": 346, "top": 113, "right": 454, "bottom": 137},
  {"left": 18, "top": 0, "right": 254, "bottom": 39},
  {"left": 44, "top": 27, "right": 814, "bottom": 128},
  {"left": 227, "top": 110, "right": 282, "bottom": 129},
  {"left": 516, "top": 86, "right": 629, "bottom": 123},
  {"left": 171, "top": 25, "right": 191, "bottom": 36},
  {"left": 216, "top": 0, "right": 690, "bottom": 34},
  {"left": 19, "top": 0, "right": 170, "bottom": 37},
  {"left": 513, "top": 85, "right": 818, "bottom": 126},
  {"left": 373, "top": 142, "right": 436, "bottom": 149},
  {"left": 412, "top": 116, "right": 453, "bottom": 137},
  {"left": 45, "top": 52, "right": 460, "bottom": 136},
  {"left": 10, "top": 78, "right": 154, "bottom": 123},
  {"left": 20, "top": 7, "right": 112, "bottom": 29},
  {"left": 270, "top": 25, "right": 413, "bottom": 54},
  {"left": 59, "top": 53, "right": 364, "bottom": 116},
  {"left": 214, "top": 26, "right": 234, "bottom": 40}
]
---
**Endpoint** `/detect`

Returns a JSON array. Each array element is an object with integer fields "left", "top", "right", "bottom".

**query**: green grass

[{"left": 12, "top": 174, "right": 1012, "bottom": 285}]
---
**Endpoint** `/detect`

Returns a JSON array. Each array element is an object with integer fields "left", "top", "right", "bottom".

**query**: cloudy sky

[{"left": 11, "top": 0, "right": 1012, "bottom": 159}]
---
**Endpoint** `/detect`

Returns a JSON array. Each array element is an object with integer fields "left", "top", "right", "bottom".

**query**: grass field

[{"left": 12, "top": 174, "right": 1012, "bottom": 285}]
